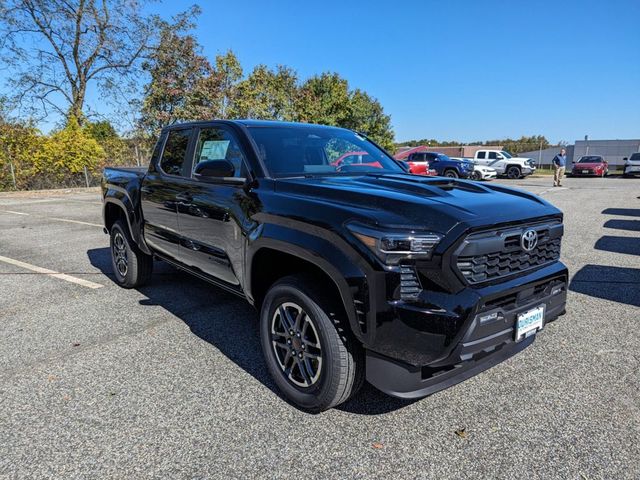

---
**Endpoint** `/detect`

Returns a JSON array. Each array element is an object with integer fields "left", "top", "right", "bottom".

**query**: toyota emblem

[{"left": 521, "top": 229, "right": 538, "bottom": 251}]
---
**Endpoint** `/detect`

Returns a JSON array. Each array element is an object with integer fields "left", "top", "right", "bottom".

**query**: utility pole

[
  {"left": 9, "top": 161, "right": 16, "bottom": 190},
  {"left": 538, "top": 140, "right": 543, "bottom": 169}
]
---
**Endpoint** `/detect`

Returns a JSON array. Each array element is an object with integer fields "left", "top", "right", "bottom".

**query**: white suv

[{"left": 623, "top": 153, "right": 640, "bottom": 177}]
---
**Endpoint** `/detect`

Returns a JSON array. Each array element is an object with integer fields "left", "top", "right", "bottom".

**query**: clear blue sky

[
  {"left": 149, "top": 0, "right": 639, "bottom": 143},
  {"left": 12, "top": 0, "right": 640, "bottom": 143}
]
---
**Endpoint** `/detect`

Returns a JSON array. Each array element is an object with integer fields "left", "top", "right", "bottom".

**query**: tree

[
  {"left": 344, "top": 89, "right": 394, "bottom": 151},
  {"left": 215, "top": 50, "right": 243, "bottom": 118},
  {"left": 139, "top": 24, "right": 218, "bottom": 133},
  {"left": 0, "top": 118, "right": 41, "bottom": 189},
  {"left": 0, "top": 0, "right": 159, "bottom": 122},
  {"left": 295, "top": 73, "right": 395, "bottom": 149},
  {"left": 34, "top": 116, "right": 105, "bottom": 180},
  {"left": 296, "top": 73, "right": 351, "bottom": 126},
  {"left": 231, "top": 65, "right": 299, "bottom": 121}
]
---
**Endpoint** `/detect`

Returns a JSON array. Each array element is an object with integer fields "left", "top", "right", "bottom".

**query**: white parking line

[
  {"left": 0, "top": 255, "right": 103, "bottom": 289},
  {"left": 2, "top": 210, "right": 30, "bottom": 215},
  {"left": 1, "top": 210, "right": 102, "bottom": 228},
  {"left": 50, "top": 217, "right": 102, "bottom": 228}
]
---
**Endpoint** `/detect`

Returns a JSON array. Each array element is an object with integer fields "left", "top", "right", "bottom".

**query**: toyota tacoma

[{"left": 102, "top": 120, "right": 568, "bottom": 412}]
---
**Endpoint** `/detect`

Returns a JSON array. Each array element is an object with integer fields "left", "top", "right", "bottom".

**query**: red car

[
  {"left": 570, "top": 156, "right": 609, "bottom": 177},
  {"left": 333, "top": 151, "right": 436, "bottom": 176},
  {"left": 401, "top": 158, "right": 437, "bottom": 176},
  {"left": 331, "top": 151, "right": 382, "bottom": 170}
]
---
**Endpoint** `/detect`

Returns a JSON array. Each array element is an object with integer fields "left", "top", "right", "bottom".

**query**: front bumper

[{"left": 365, "top": 262, "right": 568, "bottom": 398}]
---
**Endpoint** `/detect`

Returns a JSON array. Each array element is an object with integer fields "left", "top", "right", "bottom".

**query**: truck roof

[{"left": 161, "top": 119, "right": 351, "bottom": 132}]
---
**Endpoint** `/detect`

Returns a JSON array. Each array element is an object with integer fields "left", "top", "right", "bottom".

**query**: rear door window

[
  {"left": 476, "top": 151, "right": 486, "bottom": 159},
  {"left": 159, "top": 129, "right": 192, "bottom": 176}
]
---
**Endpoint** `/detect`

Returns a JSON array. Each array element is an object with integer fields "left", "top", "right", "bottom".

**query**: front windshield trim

[{"left": 500, "top": 150, "right": 513, "bottom": 159}]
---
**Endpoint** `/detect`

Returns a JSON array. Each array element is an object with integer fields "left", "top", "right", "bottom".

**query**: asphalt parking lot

[{"left": 0, "top": 176, "right": 639, "bottom": 479}]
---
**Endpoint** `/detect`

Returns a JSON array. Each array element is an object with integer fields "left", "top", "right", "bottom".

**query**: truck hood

[
  {"left": 510, "top": 157, "right": 534, "bottom": 163},
  {"left": 274, "top": 173, "right": 559, "bottom": 233}
]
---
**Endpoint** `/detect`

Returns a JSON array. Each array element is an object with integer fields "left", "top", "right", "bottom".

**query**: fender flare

[
  {"left": 246, "top": 219, "right": 380, "bottom": 344},
  {"left": 103, "top": 186, "right": 151, "bottom": 255}
]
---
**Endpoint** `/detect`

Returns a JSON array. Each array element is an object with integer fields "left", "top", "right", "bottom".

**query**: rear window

[{"left": 159, "top": 129, "right": 192, "bottom": 176}]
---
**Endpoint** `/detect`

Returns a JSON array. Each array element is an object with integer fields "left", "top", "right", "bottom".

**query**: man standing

[{"left": 553, "top": 148, "right": 567, "bottom": 187}]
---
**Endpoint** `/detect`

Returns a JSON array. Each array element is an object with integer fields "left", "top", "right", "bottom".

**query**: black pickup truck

[{"left": 102, "top": 120, "right": 567, "bottom": 412}]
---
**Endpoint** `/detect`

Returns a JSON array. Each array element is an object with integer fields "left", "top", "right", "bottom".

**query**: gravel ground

[{"left": 0, "top": 176, "right": 638, "bottom": 479}]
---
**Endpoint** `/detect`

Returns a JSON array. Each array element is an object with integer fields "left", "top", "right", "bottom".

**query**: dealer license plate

[{"left": 515, "top": 305, "right": 545, "bottom": 341}]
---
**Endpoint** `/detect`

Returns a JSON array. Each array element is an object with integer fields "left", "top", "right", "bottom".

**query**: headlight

[{"left": 347, "top": 223, "right": 443, "bottom": 265}]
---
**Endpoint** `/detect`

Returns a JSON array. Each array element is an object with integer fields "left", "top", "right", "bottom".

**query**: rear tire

[
  {"left": 110, "top": 220, "right": 153, "bottom": 288},
  {"left": 260, "top": 275, "right": 364, "bottom": 412}
]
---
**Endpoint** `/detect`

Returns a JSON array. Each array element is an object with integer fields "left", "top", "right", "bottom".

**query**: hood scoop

[{"left": 357, "top": 174, "right": 489, "bottom": 195}]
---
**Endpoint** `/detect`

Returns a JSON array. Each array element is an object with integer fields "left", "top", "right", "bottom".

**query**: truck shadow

[
  {"left": 603, "top": 219, "right": 640, "bottom": 232},
  {"left": 87, "top": 247, "right": 415, "bottom": 415},
  {"left": 594, "top": 236, "right": 640, "bottom": 256},
  {"left": 601, "top": 208, "right": 640, "bottom": 217},
  {"left": 569, "top": 264, "right": 640, "bottom": 307}
]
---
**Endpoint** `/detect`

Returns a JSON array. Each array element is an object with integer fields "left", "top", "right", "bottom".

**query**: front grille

[{"left": 455, "top": 221, "right": 562, "bottom": 285}]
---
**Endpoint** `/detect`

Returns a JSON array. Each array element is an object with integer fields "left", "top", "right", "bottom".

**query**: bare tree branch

[{"left": 0, "top": 0, "right": 159, "bottom": 124}]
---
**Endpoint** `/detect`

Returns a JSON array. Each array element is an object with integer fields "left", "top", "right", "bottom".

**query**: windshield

[
  {"left": 247, "top": 126, "right": 403, "bottom": 178},
  {"left": 500, "top": 151, "right": 513, "bottom": 159},
  {"left": 578, "top": 156, "right": 602, "bottom": 163},
  {"left": 629, "top": 153, "right": 640, "bottom": 161}
]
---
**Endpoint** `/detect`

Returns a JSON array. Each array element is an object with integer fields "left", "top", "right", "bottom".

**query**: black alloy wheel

[
  {"left": 260, "top": 275, "right": 364, "bottom": 412},
  {"left": 270, "top": 302, "right": 323, "bottom": 388},
  {"left": 112, "top": 231, "right": 128, "bottom": 278},
  {"left": 109, "top": 220, "right": 153, "bottom": 288},
  {"left": 506, "top": 166, "right": 521, "bottom": 179}
]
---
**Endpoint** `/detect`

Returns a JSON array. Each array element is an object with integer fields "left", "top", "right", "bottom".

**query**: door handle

[{"left": 176, "top": 192, "right": 193, "bottom": 202}]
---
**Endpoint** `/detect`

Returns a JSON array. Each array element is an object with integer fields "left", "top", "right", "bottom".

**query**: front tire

[
  {"left": 444, "top": 169, "right": 459, "bottom": 178},
  {"left": 110, "top": 220, "right": 153, "bottom": 288},
  {"left": 506, "top": 166, "right": 521, "bottom": 179},
  {"left": 471, "top": 171, "right": 482, "bottom": 181},
  {"left": 260, "top": 275, "right": 364, "bottom": 412}
]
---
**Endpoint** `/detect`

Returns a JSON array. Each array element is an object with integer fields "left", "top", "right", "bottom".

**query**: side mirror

[
  {"left": 194, "top": 159, "right": 235, "bottom": 178},
  {"left": 623, "top": 157, "right": 628, "bottom": 161}
]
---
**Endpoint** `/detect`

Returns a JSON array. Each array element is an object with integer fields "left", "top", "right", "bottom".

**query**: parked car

[
  {"left": 470, "top": 150, "right": 536, "bottom": 179},
  {"left": 451, "top": 157, "right": 497, "bottom": 181},
  {"left": 331, "top": 151, "right": 382, "bottom": 170},
  {"left": 398, "top": 155, "right": 438, "bottom": 176},
  {"left": 569, "top": 155, "right": 608, "bottom": 177},
  {"left": 623, "top": 153, "right": 640, "bottom": 177},
  {"left": 102, "top": 120, "right": 568, "bottom": 412},
  {"left": 336, "top": 151, "right": 435, "bottom": 176},
  {"left": 405, "top": 151, "right": 474, "bottom": 178}
]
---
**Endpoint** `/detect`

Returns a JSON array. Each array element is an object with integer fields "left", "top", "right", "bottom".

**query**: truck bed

[{"left": 104, "top": 166, "right": 147, "bottom": 176}]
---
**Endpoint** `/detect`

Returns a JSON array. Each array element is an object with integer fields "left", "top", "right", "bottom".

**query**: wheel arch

[
  {"left": 246, "top": 228, "right": 373, "bottom": 344},
  {"left": 103, "top": 191, "right": 151, "bottom": 255}
]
